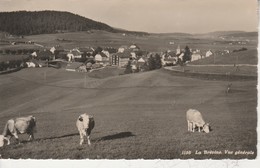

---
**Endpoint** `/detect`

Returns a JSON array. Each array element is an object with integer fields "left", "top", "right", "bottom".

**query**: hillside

[
  {"left": 0, "top": 11, "right": 148, "bottom": 36},
  {"left": 190, "top": 49, "right": 258, "bottom": 65}
]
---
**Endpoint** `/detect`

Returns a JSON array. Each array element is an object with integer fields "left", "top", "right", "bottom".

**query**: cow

[
  {"left": 186, "top": 109, "right": 210, "bottom": 133},
  {"left": 226, "top": 83, "right": 232, "bottom": 94},
  {"left": 2, "top": 115, "right": 36, "bottom": 144},
  {"left": 76, "top": 113, "right": 95, "bottom": 145},
  {"left": 0, "top": 135, "right": 10, "bottom": 147}
]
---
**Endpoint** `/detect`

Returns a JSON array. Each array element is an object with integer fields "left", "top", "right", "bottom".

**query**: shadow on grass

[
  {"left": 35, "top": 133, "right": 79, "bottom": 141},
  {"left": 95, "top": 131, "right": 135, "bottom": 142}
]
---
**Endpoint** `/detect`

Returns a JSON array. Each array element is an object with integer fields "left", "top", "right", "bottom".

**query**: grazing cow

[
  {"left": 2, "top": 115, "right": 36, "bottom": 144},
  {"left": 226, "top": 83, "right": 232, "bottom": 94},
  {"left": 0, "top": 135, "right": 10, "bottom": 147},
  {"left": 186, "top": 109, "right": 210, "bottom": 133},
  {"left": 76, "top": 113, "right": 95, "bottom": 145}
]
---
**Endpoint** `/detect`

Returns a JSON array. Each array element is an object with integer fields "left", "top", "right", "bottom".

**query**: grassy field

[
  {"left": 2, "top": 30, "right": 255, "bottom": 52},
  {"left": 190, "top": 49, "right": 258, "bottom": 65},
  {"left": 0, "top": 67, "right": 257, "bottom": 159},
  {"left": 170, "top": 65, "right": 257, "bottom": 77}
]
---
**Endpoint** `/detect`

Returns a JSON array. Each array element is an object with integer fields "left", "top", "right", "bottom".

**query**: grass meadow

[
  {"left": 0, "top": 67, "right": 257, "bottom": 159},
  {"left": 3, "top": 30, "right": 256, "bottom": 52}
]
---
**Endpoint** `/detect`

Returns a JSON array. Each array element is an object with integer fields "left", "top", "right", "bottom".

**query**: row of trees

[
  {"left": 0, "top": 59, "right": 29, "bottom": 71},
  {"left": 0, "top": 49, "right": 37, "bottom": 55}
]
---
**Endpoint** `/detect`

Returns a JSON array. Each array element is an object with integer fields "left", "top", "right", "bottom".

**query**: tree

[
  {"left": 182, "top": 46, "right": 192, "bottom": 63},
  {"left": 154, "top": 53, "right": 162, "bottom": 69},
  {"left": 124, "top": 61, "right": 132, "bottom": 74},
  {"left": 148, "top": 56, "right": 156, "bottom": 70}
]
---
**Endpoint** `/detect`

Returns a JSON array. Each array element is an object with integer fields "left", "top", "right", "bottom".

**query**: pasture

[
  {"left": 0, "top": 67, "right": 257, "bottom": 159},
  {"left": 18, "top": 30, "right": 258, "bottom": 52}
]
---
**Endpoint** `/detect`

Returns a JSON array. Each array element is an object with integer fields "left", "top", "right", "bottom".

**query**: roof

[
  {"left": 103, "top": 47, "right": 117, "bottom": 54},
  {"left": 70, "top": 50, "right": 81, "bottom": 56},
  {"left": 95, "top": 52, "right": 108, "bottom": 58},
  {"left": 78, "top": 47, "right": 94, "bottom": 53},
  {"left": 37, "top": 50, "right": 53, "bottom": 57},
  {"left": 117, "top": 50, "right": 132, "bottom": 58}
]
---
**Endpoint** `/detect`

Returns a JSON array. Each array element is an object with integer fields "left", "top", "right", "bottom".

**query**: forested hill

[{"left": 0, "top": 11, "right": 148, "bottom": 36}]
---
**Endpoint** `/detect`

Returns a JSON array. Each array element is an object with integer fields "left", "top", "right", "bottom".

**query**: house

[
  {"left": 111, "top": 50, "right": 131, "bottom": 67},
  {"left": 78, "top": 47, "right": 94, "bottom": 55},
  {"left": 191, "top": 52, "right": 202, "bottom": 62},
  {"left": 67, "top": 50, "right": 82, "bottom": 62},
  {"left": 26, "top": 61, "right": 36, "bottom": 68},
  {"left": 176, "top": 45, "right": 181, "bottom": 55},
  {"left": 101, "top": 50, "right": 110, "bottom": 58},
  {"left": 118, "top": 45, "right": 128, "bottom": 53},
  {"left": 161, "top": 51, "right": 177, "bottom": 66},
  {"left": 137, "top": 57, "right": 147, "bottom": 71},
  {"left": 129, "top": 44, "right": 140, "bottom": 51},
  {"left": 104, "top": 47, "right": 117, "bottom": 54},
  {"left": 26, "top": 59, "right": 46, "bottom": 68},
  {"left": 94, "top": 52, "right": 109, "bottom": 65},
  {"left": 37, "top": 50, "right": 54, "bottom": 60},
  {"left": 65, "top": 62, "right": 86, "bottom": 72},
  {"left": 50, "top": 45, "right": 64, "bottom": 54},
  {"left": 31, "top": 51, "right": 37, "bottom": 58},
  {"left": 205, "top": 50, "right": 213, "bottom": 57},
  {"left": 71, "top": 50, "right": 82, "bottom": 58}
]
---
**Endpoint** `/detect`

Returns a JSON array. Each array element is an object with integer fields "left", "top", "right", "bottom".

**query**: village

[{"left": 0, "top": 40, "right": 232, "bottom": 74}]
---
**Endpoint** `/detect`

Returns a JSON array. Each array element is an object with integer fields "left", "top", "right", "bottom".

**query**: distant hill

[
  {"left": 194, "top": 31, "right": 257, "bottom": 39},
  {"left": 0, "top": 11, "right": 149, "bottom": 36}
]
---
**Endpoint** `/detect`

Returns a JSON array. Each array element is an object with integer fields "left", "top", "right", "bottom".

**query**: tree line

[{"left": 0, "top": 11, "right": 149, "bottom": 36}]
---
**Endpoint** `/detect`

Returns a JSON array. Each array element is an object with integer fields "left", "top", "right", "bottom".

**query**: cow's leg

[
  {"left": 87, "top": 135, "right": 91, "bottom": 146},
  {"left": 79, "top": 131, "right": 85, "bottom": 145},
  {"left": 13, "top": 133, "right": 20, "bottom": 144},
  {"left": 4, "top": 136, "right": 10, "bottom": 145},
  {"left": 198, "top": 126, "right": 201, "bottom": 132},
  {"left": 192, "top": 123, "right": 196, "bottom": 132},
  {"left": 86, "top": 128, "right": 92, "bottom": 146},
  {"left": 188, "top": 121, "right": 192, "bottom": 132},
  {"left": 28, "top": 133, "right": 34, "bottom": 141}
]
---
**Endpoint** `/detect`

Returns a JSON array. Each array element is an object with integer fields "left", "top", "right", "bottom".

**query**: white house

[
  {"left": 118, "top": 45, "right": 128, "bottom": 53},
  {"left": 205, "top": 50, "right": 213, "bottom": 57},
  {"left": 67, "top": 53, "right": 74, "bottom": 62},
  {"left": 26, "top": 62, "right": 36, "bottom": 68},
  {"left": 191, "top": 53, "right": 202, "bottom": 62},
  {"left": 31, "top": 51, "right": 37, "bottom": 58},
  {"left": 176, "top": 45, "right": 181, "bottom": 55}
]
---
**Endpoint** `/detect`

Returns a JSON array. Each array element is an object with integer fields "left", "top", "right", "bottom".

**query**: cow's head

[
  {"left": 29, "top": 115, "right": 37, "bottom": 130},
  {"left": 78, "top": 116, "right": 83, "bottom": 122},
  {"left": 203, "top": 123, "right": 210, "bottom": 133}
]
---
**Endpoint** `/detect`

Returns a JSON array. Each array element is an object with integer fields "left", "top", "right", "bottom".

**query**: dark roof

[
  {"left": 38, "top": 50, "right": 53, "bottom": 57},
  {"left": 117, "top": 50, "right": 132, "bottom": 58},
  {"left": 78, "top": 47, "right": 94, "bottom": 53},
  {"left": 70, "top": 50, "right": 81, "bottom": 56}
]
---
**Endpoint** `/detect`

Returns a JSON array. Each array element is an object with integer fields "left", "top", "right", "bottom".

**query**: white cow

[
  {"left": 2, "top": 115, "right": 37, "bottom": 144},
  {"left": 0, "top": 135, "right": 10, "bottom": 147},
  {"left": 186, "top": 109, "right": 210, "bottom": 133},
  {"left": 76, "top": 113, "right": 95, "bottom": 145}
]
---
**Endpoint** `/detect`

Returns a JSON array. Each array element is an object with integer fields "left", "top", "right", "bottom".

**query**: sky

[{"left": 0, "top": 0, "right": 258, "bottom": 33}]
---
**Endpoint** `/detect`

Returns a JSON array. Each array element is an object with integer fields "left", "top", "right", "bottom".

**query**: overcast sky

[{"left": 0, "top": 0, "right": 258, "bottom": 33}]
